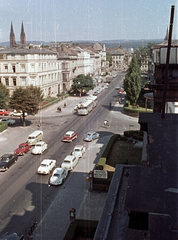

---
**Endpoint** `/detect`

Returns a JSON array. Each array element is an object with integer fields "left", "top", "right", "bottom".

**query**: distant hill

[
  {"left": 0, "top": 39, "right": 163, "bottom": 50},
  {"left": 99, "top": 39, "right": 163, "bottom": 49}
]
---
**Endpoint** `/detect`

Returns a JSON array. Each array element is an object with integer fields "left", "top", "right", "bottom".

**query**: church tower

[
  {"left": 10, "top": 21, "right": 16, "bottom": 48},
  {"left": 20, "top": 21, "right": 26, "bottom": 44}
]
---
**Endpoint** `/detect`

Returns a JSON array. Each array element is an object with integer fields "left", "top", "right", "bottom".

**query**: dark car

[
  {"left": 0, "top": 153, "right": 18, "bottom": 171},
  {"left": 0, "top": 233, "right": 24, "bottom": 240},
  {"left": 14, "top": 143, "right": 31, "bottom": 155}
]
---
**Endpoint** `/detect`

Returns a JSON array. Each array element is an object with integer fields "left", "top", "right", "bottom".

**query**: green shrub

[
  {"left": 125, "top": 100, "right": 130, "bottom": 107},
  {"left": 0, "top": 122, "right": 8, "bottom": 132}
]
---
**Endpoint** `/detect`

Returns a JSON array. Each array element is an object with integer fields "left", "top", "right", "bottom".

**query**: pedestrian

[{"left": 64, "top": 102, "right": 66, "bottom": 108}]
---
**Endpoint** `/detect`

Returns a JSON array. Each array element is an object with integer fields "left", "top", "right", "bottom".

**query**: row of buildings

[{"left": 0, "top": 22, "right": 129, "bottom": 98}]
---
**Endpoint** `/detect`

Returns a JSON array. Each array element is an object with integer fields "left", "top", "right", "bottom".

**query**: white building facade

[{"left": 0, "top": 49, "right": 62, "bottom": 98}]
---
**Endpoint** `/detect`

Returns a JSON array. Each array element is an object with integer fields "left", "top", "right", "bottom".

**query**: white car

[
  {"left": 49, "top": 168, "right": 68, "bottom": 186},
  {"left": 0, "top": 118, "right": 16, "bottom": 125},
  {"left": 61, "top": 155, "right": 78, "bottom": 171},
  {"left": 32, "top": 141, "right": 48, "bottom": 155},
  {"left": 37, "top": 159, "right": 56, "bottom": 175},
  {"left": 72, "top": 145, "right": 86, "bottom": 158},
  {"left": 10, "top": 110, "right": 27, "bottom": 117}
]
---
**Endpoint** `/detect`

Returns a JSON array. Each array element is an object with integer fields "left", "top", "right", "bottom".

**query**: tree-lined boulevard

[{"left": 0, "top": 72, "right": 140, "bottom": 239}]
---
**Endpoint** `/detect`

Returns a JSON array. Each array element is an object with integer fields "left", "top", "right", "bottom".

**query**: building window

[
  {"left": 31, "top": 65, "right": 35, "bottom": 72},
  {"left": 21, "top": 65, "right": 25, "bottom": 72},
  {"left": 21, "top": 78, "right": 26, "bottom": 86},
  {"left": 5, "top": 65, "right": 8, "bottom": 72},
  {"left": 13, "top": 78, "right": 16, "bottom": 86},
  {"left": 0, "top": 77, "right": 1, "bottom": 83},
  {"left": 5, "top": 78, "right": 9, "bottom": 86},
  {"left": 12, "top": 65, "right": 16, "bottom": 73}
]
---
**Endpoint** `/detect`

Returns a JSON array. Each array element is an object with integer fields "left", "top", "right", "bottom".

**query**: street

[{"left": 0, "top": 73, "right": 139, "bottom": 239}]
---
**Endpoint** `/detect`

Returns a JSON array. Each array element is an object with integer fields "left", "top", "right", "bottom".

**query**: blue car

[{"left": 84, "top": 132, "right": 100, "bottom": 142}]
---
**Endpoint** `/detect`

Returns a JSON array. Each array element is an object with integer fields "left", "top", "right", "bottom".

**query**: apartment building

[
  {"left": 0, "top": 48, "right": 62, "bottom": 98},
  {"left": 150, "top": 40, "right": 178, "bottom": 113}
]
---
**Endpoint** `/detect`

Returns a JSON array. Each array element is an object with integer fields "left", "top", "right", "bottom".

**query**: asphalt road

[{"left": 0, "top": 73, "right": 139, "bottom": 239}]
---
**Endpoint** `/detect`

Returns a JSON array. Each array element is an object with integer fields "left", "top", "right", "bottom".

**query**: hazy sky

[{"left": 0, "top": 0, "right": 178, "bottom": 43}]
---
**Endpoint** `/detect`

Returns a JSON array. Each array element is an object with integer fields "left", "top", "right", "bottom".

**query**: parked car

[
  {"left": 37, "top": 159, "right": 56, "bottom": 175},
  {"left": 10, "top": 110, "right": 27, "bottom": 117},
  {"left": 118, "top": 89, "right": 124, "bottom": 94},
  {"left": 32, "top": 141, "right": 48, "bottom": 154},
  {"left": 0, "top": 109, "right": 9, "bottom": 116},
  {"left": 84, "top": 132, "right": 100, "bottom": 142},
  {"left": 62, "top": 131, "right": 78, "bottom": 142},
  {"left": 61, "top": 155, "right": 78, "bottom": 171},
  {"left": 0, "top": 153, "right": 18, "bottom": 171},
  {"left": 14, "top": 143, "right": 31, "bottom": 155},
  {"left": 93, "top": 91, "right": 99, "bottom": 96},
  {"left": 72, "top": 145, "right": 86, "bottom": 158},
  {"left": 115, "top": 85, "right": 121, "bottom": 90},
  {"left": 49, "top": 168, "right": 68, "bottom": 185},
  {"left": 0, "top": 118, "right": 16, "bottom": 125}
]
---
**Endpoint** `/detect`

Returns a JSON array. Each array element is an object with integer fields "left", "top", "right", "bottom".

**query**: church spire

[
  {"left": 10, "top": 21, "right": 16, "bottom": 48},
  {"left": 20, "top": 21, "right": 26, "bottom": 44}
]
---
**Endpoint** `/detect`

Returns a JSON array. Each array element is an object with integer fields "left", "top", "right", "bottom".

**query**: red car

[
  {"left": 62, "top": 131, "right": 78, "bottom": 142},
  {"left": 118, "top": 89, "right": 123, "bottom": 94},
  {"left": 14, "top": 143, "right": 31, "bottom": 155},
  {"left": 0, "top": 109, "right": 9, "bottom": 116}
]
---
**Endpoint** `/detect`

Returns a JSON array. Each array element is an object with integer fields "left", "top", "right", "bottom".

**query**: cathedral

[{"left": 10, "top": 21, "right": 26, "bottom": 48}]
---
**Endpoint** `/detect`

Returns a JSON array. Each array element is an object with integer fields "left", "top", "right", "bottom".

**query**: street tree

[
  {"left": 106, "top": 52, "right": 112, "bottom": 66},
  {"left": 9, "top": 85, "right": 43, "bottom": 126},
  {"left": 70, "top": 74, "right": 94, "bottom": 96},
  {"left": 0, "top": 83, "right": 9, "bottom": 109},
  {"left": 123, "top": 54, "right": 142, "bottom": 106}
]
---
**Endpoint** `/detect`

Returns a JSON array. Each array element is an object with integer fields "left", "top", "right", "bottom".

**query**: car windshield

[
  {"left": 74, "top": 149, "right": 80, "bottom": 152},
  {"left": 41, "top": 164, "right": 48, "bottom": 167},
  {"left": 36, "top": 144, "right": 42, "bottom": 147},
  {"left": 1, "top": 157, "right": 9, "bottom": 162},
  {"left": 65, "top": 134, "right": 71, "bottom": 137},
  {"left": 64, "top": 160, "right": 71, "bottom": 163},
  {"left": 53, "top": 173, "right": 60, "bottom": 177},
  {"left": 86, "top": 133, "right": 91, "bottom": 137},
  {"left": 19, "top": 146, "right": 25, "bottom": 149}
]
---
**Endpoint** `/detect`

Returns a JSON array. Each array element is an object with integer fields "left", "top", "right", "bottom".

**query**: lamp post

[{"left": 89, "top": 171, "right": 93, "bottom": 192}]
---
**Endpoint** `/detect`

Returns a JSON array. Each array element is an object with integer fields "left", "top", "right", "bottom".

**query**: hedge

[
  {"left": 95, "top": 134, "right": 120, "bottom": 170},
  {"left": 124, "top": 130, "right": 143, "bottom": 141},
  {"left": 63, "top": 220, "right": 98, "bottom": 240},
  {"left": 0, "top": 122, "right": 8, "bottom": 132}
]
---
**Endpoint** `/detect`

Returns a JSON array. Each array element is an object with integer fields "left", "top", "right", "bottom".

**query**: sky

[{"left": 0, "top": 0, "right": 178, "bottom": 43}]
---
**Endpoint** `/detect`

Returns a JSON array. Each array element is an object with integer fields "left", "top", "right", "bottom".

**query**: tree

[
  {"left": 123, "top": 55, "right": 142, "bottom": 106},
  {"left": 134, "top": 42, "right": 157, "bottom": 67},
  {"left": 9, "top": 85, "right": 43, "bottom": 126},
  {"left": 106, "top": 52, "right": 112, "bottom": 66},
  {"left": 70, "top": 74, "right": 94, "bottom": 96},
  {"left": 0, "top": 83, "right": 9, "bottom": 109}
]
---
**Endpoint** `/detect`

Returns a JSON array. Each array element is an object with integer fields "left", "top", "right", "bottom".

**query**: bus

[{"left": 77, "top": 95, "right": 97, "bottom": 115}]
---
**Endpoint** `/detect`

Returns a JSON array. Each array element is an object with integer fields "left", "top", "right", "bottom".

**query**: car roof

[
  {"left": 36, "top": 141, "right": 45, "bottom": 145},
  {"left": 74, "top": 145, "right": 83, "bottom": 149},
  {"left": 1, "top": 154, "right": 12, "bottom": 157},
  {"left": 41, "top": 159, "right": 55, "bottom": 164},
  {"left": 86, "top": 131, "right": 96, "bottom": 135},
  {"left": 19, "top": 143, "right": 28, "bottom": 146},
  {"left": 65, "top": 131, "right": 74, "bottom": 135},
  {"left": 64, "top": 155, "right": 75, "bottom": 161},
  {"left": 53, "top": 168, "right": 64, "bottom": 174}
]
